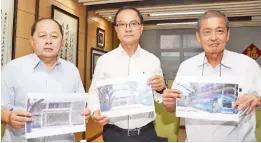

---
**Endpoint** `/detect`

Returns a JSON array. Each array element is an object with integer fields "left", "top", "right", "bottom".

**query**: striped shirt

[{"left": 1, "top": 53, "right": 85, "bottom": 142}]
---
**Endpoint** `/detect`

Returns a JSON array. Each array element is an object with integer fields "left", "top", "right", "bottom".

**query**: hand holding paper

[
  {"left": 233, "top": 94, "right": 261, "bottom": 114},
  {"left": 92, "top": 110, "right": 109, "bottom": 125},
  {"left": 8, "top": 110, "right": 32, "bottom": 129},
  {"left": 148, "top": 75, "right": 165, "bottom": 91},
  {"left": 162, "top": 88, "right": 181, "bottom": 112}
]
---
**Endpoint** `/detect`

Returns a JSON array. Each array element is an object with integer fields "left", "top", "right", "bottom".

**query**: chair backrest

[
  {"left": 154, "top": 102, "right": 180, "bottom": 142},
  {"left": 1, "top": 124, "right": 5, "bottom": 139}
]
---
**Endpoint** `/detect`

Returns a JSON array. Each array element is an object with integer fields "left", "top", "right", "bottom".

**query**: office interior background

[{"left": 1, "top": 0, "right": 261, "bottom": 142}]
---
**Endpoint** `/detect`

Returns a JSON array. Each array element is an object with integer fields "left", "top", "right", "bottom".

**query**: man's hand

[
  {"left": 8, "top": 110, "right": 32, "bottom": 129},
  {"left": 233, "top": 94, "right": 261, "bottom": 114},
  {"left": 81, "top": 108, "right": 90, "bottom": 122},
  {"left": 148, "top": 75, "right": 165, "bottom": 92},
  {"left": 92, "top": 110, "right": 109, "bottom": 126},
  {"left": 162, "top": 88, "right": 181, "bottom": 112}
]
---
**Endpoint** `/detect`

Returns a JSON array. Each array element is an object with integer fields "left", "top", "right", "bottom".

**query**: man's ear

[
  {"left": 140, "top": 24, "right": 144, "bottom": 34},
  {"left": 114, "top": 26, "right": 118, "bottom": 33},
  {"left": 226, "top": 29, "right": 230, "bottom": 41},
  {"left": 29, "top": 36, "right": 34, "bottom": 47}
]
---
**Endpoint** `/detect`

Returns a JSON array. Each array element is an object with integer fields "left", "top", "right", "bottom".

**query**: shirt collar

[
  {"left": 197, "top": 49, "right": 232, "bottom": 68},
  {"left": 118, "top": 43, "right": 141, "bottom": 56},
  {"left": 30, "top": 53, "right": 62, "bottom": 69}
]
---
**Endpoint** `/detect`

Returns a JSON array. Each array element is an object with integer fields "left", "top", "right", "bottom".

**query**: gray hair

[{"left": 196, "top": 10, "right": 230, "bottom": 32}]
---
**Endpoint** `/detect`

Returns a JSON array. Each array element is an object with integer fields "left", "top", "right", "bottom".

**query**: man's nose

[
  {"left": 125, "top": 25, "right": 132, "bottom": 32},
  {"left": 45, "top": 36, "right": 52, "bottom": 44},
  {"left": 210, "top": 32, "right": 217, "bottom": 40}
]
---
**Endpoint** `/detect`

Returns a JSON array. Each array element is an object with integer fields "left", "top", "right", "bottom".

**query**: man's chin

[
  {"left": 39, "top": 54, "right": 59, "bottom": 59},
  {"left": 122, "top": 40, "right": 137, "bottom": 45}
]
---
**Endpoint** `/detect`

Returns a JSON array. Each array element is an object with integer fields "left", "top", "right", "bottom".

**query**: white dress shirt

[
  {"left": 174, "top": 49, "right": 261, "bottom": 141},
  {"left": 1, "top": 54, "right": 85, "bottom": 142},
  {"left": 88, "top": 44, "right": 163, "bottom": 129}
]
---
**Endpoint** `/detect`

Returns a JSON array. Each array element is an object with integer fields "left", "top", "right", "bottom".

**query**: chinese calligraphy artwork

[
  {"left": 1, "top": 0, "right": 16, "bottom": 67},
  {"left": 242, "top": 43, "right": 261, "bottom": 60},
  {"left": 97, "top": 28, "right": 105, "bottom": 49},
  {"left": 51, "top": 5, "right": 79, "bottom": 66},
  {"left": 90, "top": 48, "right": 107, "bottom": 79}
]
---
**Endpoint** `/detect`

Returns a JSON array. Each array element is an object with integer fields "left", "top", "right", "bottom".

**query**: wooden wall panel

[
  {"left": 78, "top": 50, "right": 85, "bottom": 81},
  {"left": 15, "top": 0, "right": 35, "bottom": 58},
  {"left": 18, "top": 0, "right": 36, "bottom": 15},
  {"left": 16, "top": 10, "right": 35, "bottom": 39},
  {"left": 15, "top": 38, "right": 33, "bottom": 58}
]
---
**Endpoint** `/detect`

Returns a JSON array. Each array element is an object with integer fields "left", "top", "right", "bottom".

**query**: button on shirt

[
  {"left": 88, "top": 44, "right": 163, "bottom": 129},
  {"left": 174, "top": 49, "right": 261, "bottom": 141},
  {"left": 1, "top": 54, "right": 85, "bottom": 142}
]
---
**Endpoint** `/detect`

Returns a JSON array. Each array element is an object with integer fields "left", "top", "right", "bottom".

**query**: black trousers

[{"left": 103, "top": 122, "right": 158, "bottom": 142}]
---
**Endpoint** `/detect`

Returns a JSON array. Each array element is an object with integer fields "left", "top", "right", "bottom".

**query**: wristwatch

[{"left": 156, "top": 86, "right": 166, "bottom": 94}]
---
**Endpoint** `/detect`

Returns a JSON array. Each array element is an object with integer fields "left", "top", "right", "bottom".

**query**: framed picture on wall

[
  {"left": 90, "top": 48, "right": 107, "bottom": 79},
  {"left": 1, "top": 0, "right": 17, "bottom": 67},
  {"left": 51, "top": 5, "right": 79, "bottom": 66},
  {"left": 96, "top": 27, "right": 105, "bottom": 49}
]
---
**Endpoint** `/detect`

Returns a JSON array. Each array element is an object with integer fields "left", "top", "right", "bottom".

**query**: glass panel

[
  {"left": 183, "top": 34, "right": 201, "bottom": 49},
  {"left": 184, "top": 52, "right": 202, "bottom": 60},
  {"left": 161, "top": 52, "right": 180, "bottom": 80},
  {"left": 160, "top": 35, "right": 181, "bottom": 49}
]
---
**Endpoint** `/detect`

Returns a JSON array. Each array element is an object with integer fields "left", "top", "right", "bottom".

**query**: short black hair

[
  {"left": 113, "top": 6, "right": 144, "bottom": 26},
  {"left": 31, "top": 18, "right": 63, "bottom": 37}
]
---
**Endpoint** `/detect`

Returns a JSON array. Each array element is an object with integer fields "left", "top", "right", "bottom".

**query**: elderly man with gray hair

[{"left": 162, "top": 10, "right": 261, "bottom": 141}]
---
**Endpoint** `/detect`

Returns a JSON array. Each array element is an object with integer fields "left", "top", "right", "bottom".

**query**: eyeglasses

[{"left": 115, "top": 22, "right": 141, "bottom": 30}]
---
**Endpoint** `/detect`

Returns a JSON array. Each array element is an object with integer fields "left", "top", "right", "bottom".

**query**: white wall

[{"left": 226, "top": 27, "right": 261, "bottom": 65}]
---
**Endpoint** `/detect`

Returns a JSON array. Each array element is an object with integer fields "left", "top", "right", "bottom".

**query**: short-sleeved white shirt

[{"left": 174, "top": 49, "right": 261, "bottom": 141}]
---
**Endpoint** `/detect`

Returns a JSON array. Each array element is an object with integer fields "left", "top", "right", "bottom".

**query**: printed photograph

[
  {"left": 176, "top": 82, "right": 238, "bottom": 114},
  {"left": 96, "top": 74, "right": 155, "bottom": 117},
  {"left": 174, "top": 76, "right": 240, "bottom": 121},
  {"left": 25, "top": 93, "right": 87, "bottom": 139}
]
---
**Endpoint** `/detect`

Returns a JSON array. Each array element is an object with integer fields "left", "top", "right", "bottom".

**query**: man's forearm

[{"left": 1, "top": 106, "right": 11, "bottom": 124}]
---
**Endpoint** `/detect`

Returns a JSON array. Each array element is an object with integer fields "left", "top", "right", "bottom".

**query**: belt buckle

[{"left": 127, "top": 128, "right": 141, "bottom": 136}]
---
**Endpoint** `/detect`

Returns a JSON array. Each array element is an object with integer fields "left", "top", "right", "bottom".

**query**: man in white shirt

[
  {"left": 1, "top": 18, "right": 90, "bottom": 141},
  {"left": 162, "top": 10, "right": 261, "bottom": 141},
  {"left": 88, "top": 6, "right": 165, "bottom": 142}
]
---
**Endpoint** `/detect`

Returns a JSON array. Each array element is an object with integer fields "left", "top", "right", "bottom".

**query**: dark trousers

[{"left": 103, "top": 122, "right": 158, "bottom": 142}]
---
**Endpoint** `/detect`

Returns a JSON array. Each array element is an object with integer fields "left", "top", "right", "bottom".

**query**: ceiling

[{"left": 78, "top": 0, "right": 261, "bottom": 30}]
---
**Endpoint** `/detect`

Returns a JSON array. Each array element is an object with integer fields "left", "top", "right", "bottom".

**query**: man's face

[
  {"left": 196, "top": 17, "right": 230, "bottom": 56},
  {"left": 114, "top": 9, "right": 143, "bottom": 45},
  {"left": 30, "top": 19, "right": 63, "bottom": 59}
]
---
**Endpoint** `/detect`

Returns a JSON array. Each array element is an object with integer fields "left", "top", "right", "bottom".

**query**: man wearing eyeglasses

[
  {"left": 88, "top": 6, "right": 165, "bottom": 142},
  {"left": 163, "top": 10, "right": 261, "bottom": 141}
]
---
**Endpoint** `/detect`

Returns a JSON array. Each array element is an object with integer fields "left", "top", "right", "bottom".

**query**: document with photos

[
  {"left": 96, "top": 74, "right": 155, "bottom": 118},
  {"left": 175, "top": 76, "right": 241, "bottom": 121},
  {"left": 25, "top": 93, "right": 88, "bottom": 139}
]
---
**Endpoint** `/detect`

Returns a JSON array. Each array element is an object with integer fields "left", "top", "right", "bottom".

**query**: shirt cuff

[{"left": 153, "top": 91, "right": 163, "bottom": 104}]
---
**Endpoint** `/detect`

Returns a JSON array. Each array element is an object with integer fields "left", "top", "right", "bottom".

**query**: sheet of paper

[
  {"left": 174, "top": 76, "right": 241, "bottom": 121},
  {"left": 25, "top": 93, "right": 88, "bottom": 139},
  {"left": 96, "top": 74, "right": 155, "bottom": 118}
]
